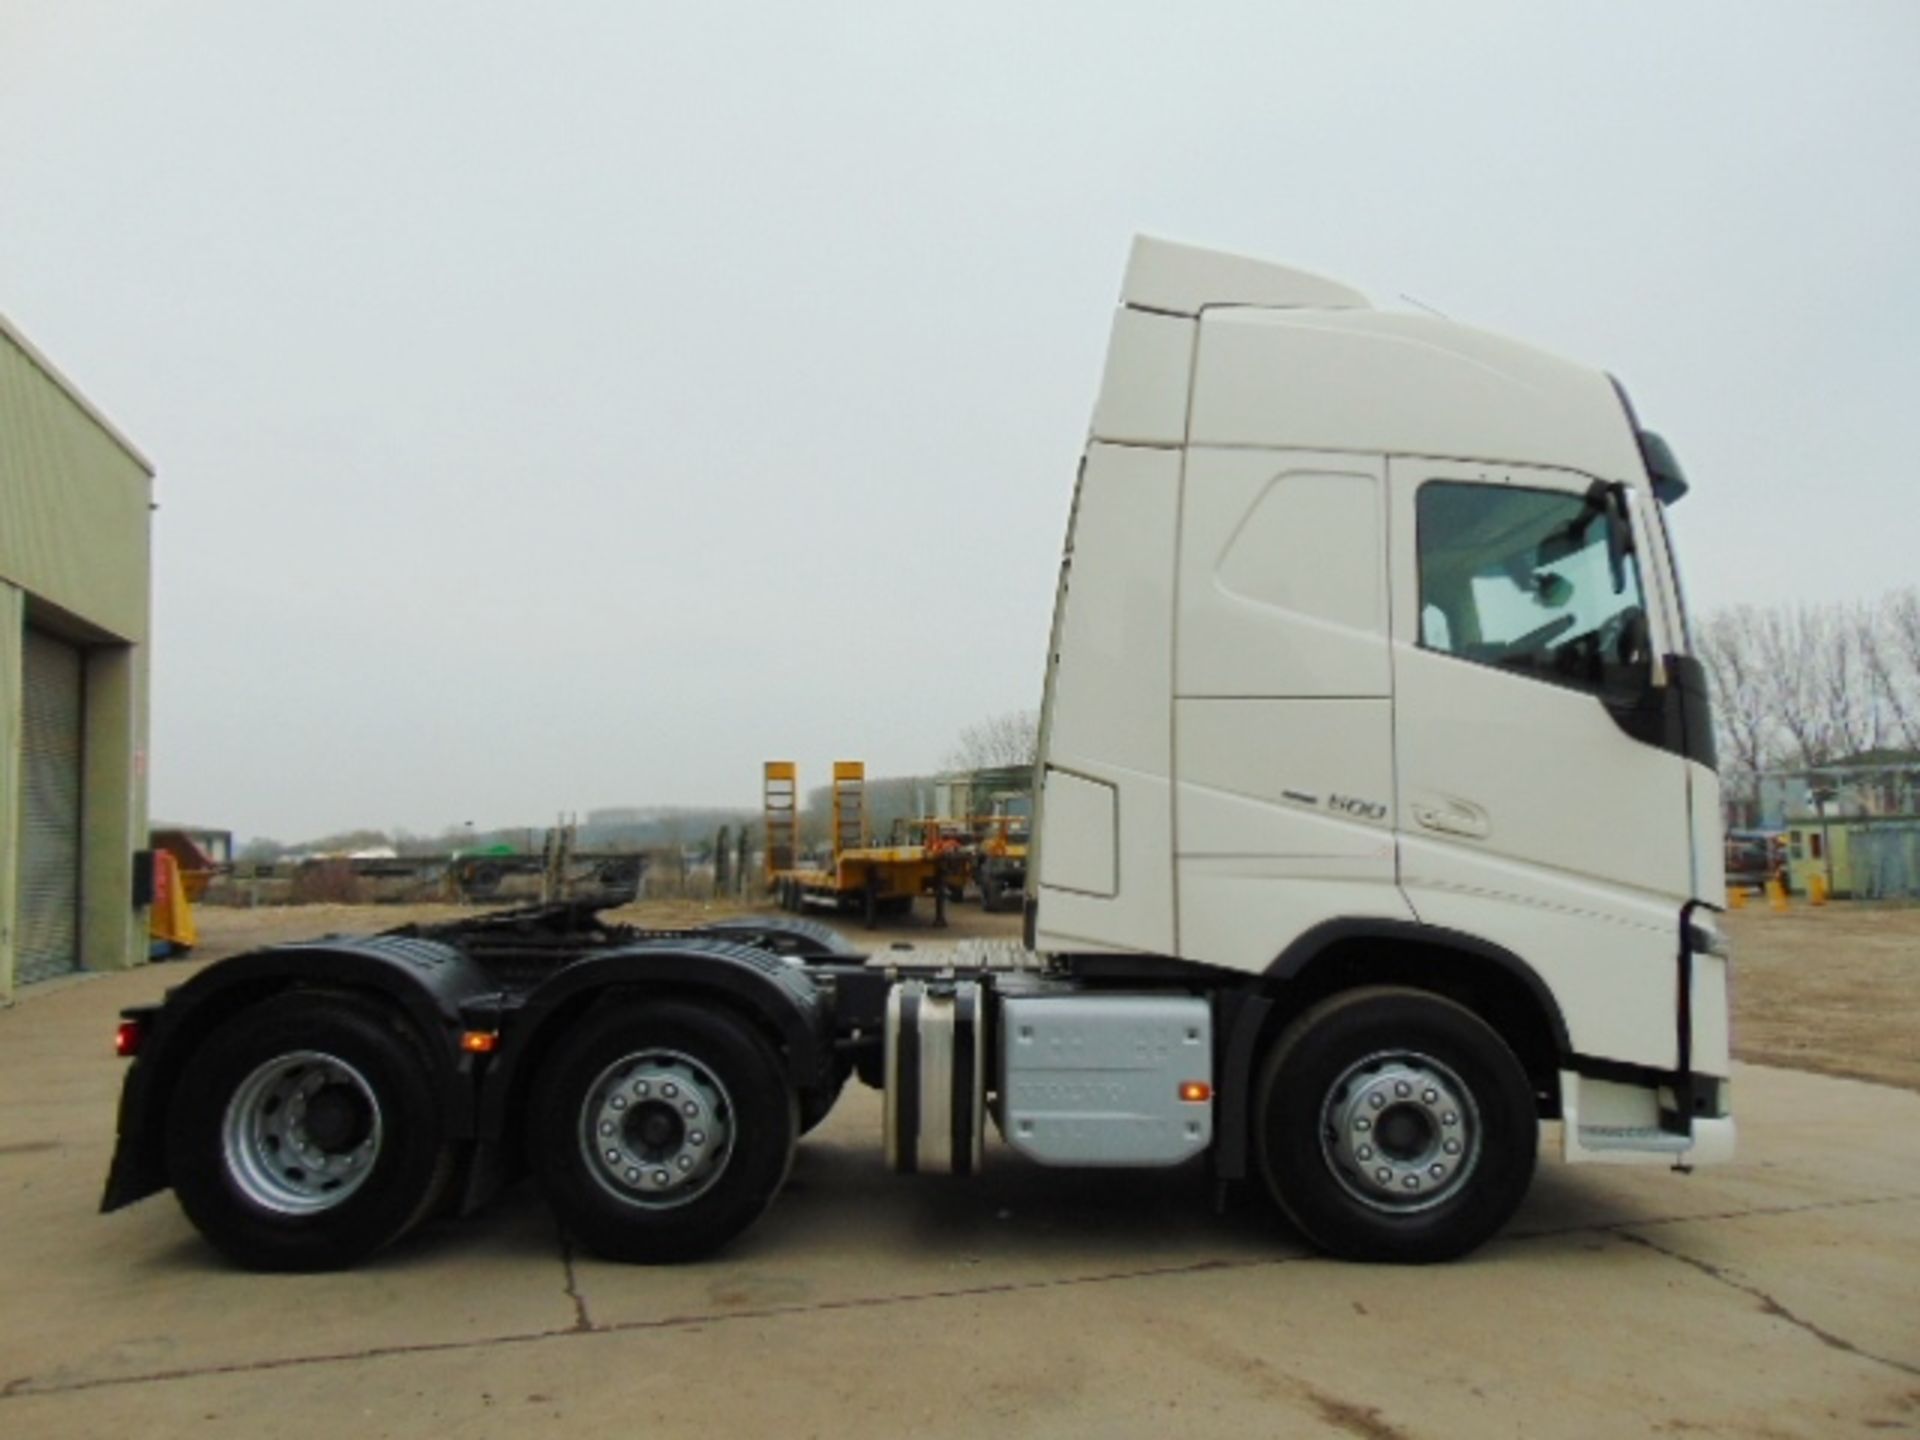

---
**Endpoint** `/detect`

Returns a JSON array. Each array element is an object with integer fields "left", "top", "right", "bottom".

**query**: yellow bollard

[
  {"left": 1810, "top": 872, "right": 1829, "bottom": 906},
  {"left": 1766, "top": 877, "right": 1790, "bottom": 911},
  {"left": 1726, "top": 885, "right": 1748, "bottom": 910}
]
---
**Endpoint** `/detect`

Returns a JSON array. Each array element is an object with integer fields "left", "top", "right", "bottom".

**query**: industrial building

[{"left": 1, "top": 314, "right": 154, "bottom": 1002}]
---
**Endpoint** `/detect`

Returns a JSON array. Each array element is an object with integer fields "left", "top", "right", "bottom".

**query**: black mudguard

[
  {"left": 474, "top": 936, "right": 836, "bottom": 1153},
  {"left": 695, "top": 914, "right": 864, "bottom": 962},
  {"left": 100, "top": 935, "right": 500, "bottom": 1213}
]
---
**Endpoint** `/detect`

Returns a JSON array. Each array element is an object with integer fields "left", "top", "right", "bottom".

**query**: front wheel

[
  {"left": 1254, "top": 987, "right": 1537, "bottom": 1263},
  {"left": 529, "top": 1001, "right": 796, "bottom": 1264},
  {"left": 165, "top": 993, "right": 454, "bottom": 1271}
]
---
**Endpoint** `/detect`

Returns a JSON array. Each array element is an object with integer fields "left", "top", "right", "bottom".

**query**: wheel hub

[
  {"left": 221, "top": 1051, "right": 384, "bottom": 1215},
  {"left": 303, "top": 1083, "right": 374, "bottom": 1152},
  {"left": 581, "top": 1051, "right": 733, "bottom": 1208},
  {"left": 1321, "top": 1054, "right": 1480, "bottom": 1213}
]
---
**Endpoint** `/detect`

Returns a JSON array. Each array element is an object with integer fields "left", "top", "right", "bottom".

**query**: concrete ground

[{"left": 3, "top": 961, "right": 1917, "bottom": 1440}]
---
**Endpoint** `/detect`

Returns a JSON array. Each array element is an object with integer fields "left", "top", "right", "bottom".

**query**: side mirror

[{"left": 1582, "top": 481, "right": 1634, "bottom": 596}]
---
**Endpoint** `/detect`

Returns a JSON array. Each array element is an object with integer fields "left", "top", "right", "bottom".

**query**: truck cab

[{"left": 1032, "top": 236, "right": 1731, "bottom": 1173}]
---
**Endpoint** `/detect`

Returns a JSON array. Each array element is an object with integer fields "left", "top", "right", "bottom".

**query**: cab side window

[{"left": 1416, "top": 481, "right": 1650, "bottom": 693}]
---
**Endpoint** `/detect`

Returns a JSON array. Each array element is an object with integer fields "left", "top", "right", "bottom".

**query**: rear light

[
  {"left": 114, "top": 1019, "right": 145, "bottom": 1059},
  {"left": 1178, "top": 1081, "right": 1212, "bottom": 1103},
  {"left": 460, "top": 1030, "right": 499, "bottom": 1054}
]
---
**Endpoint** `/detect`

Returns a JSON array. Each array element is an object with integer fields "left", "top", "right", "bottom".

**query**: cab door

[{"left": 1387, "top": 458, "right": 1693, "bottom": 1067}]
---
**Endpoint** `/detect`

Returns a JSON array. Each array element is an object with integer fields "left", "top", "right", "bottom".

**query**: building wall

[
  {"left": 0, "top": 583, "right": 20, "bottom": 996},
  {"left": 0, "top": 318, "right": 153, "bottom": 1003}
]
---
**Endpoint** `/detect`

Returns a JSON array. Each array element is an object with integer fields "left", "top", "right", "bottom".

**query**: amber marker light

[
  {"left": 461, "top": 1030, "right": 500, "bottom": 1055},
  {"left": 1178, "top": 1081, "right": 1212, "bottom": 1103}
]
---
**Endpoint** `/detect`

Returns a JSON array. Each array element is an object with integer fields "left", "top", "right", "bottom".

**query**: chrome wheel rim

[
  {"left": 579, "top": 1048, "right": 734, "bottom": 1209},
  {"left": 221, "top": 1050, "right": 383, "bottom": 1214},
  {"left": 1320, "top": 1050, "right": 1481, "bottom": 1213}
]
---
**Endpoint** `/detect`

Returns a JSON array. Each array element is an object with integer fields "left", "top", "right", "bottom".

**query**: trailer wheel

[
  {"left": 1254, "top": 987, "right": 1536, "bottom": 1263},
  {"left": 165, "top": 994, "right": 453, "bottom": 1271},
  {"left": 530, "top": 1001, "right": 797, "bottom": 1263}
]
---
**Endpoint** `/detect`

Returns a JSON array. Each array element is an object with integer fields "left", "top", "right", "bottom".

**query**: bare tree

[
  {"left": 946, "top": 708, "right": 1039, "bottom": 771},
  {"left": 1696, "top": 605, "right": 1775, "bottom": 822},
  {"left": 1752, "top": 605, "right": 1828, "bottom": 766},
  {"left": 1880, "top": 588, "right": 1920, "bottom": 749},
  {"left": 1827, "top": 601, "right": 1887, "bottom": 757},
  {"left": 1698, "top": 589, "right": 1919, "bottom": 793}
]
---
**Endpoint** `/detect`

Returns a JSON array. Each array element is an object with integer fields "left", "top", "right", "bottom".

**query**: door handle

[{"left": 1412, "top": 797, "right": 1490, "bottom": 839}]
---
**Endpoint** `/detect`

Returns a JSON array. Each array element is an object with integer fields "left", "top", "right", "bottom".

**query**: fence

[{"left": 1848, "top": 822, "right": 1920, "bottom": 900}]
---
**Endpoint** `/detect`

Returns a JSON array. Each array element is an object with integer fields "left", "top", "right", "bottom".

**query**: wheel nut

[
  {"left": 662, "top": 1083, "right": 679, "bottom": 1099},
  {"left": 1430, "top": 1163, "right": 1445, "bottom": 1179},
  {"left": 1395, "top": 1081, "right": 1411, "bottom": 1098},
  {"left": 677, "top": 1155, "right": 694, "bottom": 1171},
  {"left": 1423, "top": 1088, "right": 1439, "bottom": 1104},
  {"left": 1404, "top": 1175, "right": 1420, "bottom": 1190},
  {"left": 683, "top": 1101, "right": 698, "bottom": 1117},
  {"left": 626, "top": 1167, "right": 641, "bottom": 1183},
  {"left": 611, "top": 1095, "right": 627, "bottom": 1111},
  {"left": 634, "top": 1081, "right": 650, "bottom": 1097},
  {"left": 689, "top": 1130, "right": 705, "bottom": 1145},
  {"left": 1444, "top": 1138, "right": 1461, "bottom": 1155},
  {"left": 1355, "top": 1117, "right": 1371, "bottom": 1132},
  {"left": 1375, "top": 1167, "right": 1392, "bottom": 1183},
  {"left": 605, "top": 1148, "right": 620, "bottom": 1164},
  {"left": 599, "top": 1121, "right": 614, "bottom": 1137},
  {"left": 1357, "top": 1145, "right": 1374, "bottom": 1161},
  {"left": 1442, "top": 1112, "right": 1458, "bottom": 1126},
  {"left": 653, "top": 1169, "right": 670, "bottom": 1186},
  {"left": 1370, "top": 1094, "right": 1386, "bottom": 1109}
]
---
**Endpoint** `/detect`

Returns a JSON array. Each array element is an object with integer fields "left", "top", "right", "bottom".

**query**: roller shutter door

[{"left": 17, "top": 628, "right": 84, "bottom": 984}]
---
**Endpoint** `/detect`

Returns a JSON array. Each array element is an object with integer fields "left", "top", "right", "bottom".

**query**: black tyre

[
  {"left": 1254, "top": 987, "right": 1537, "bottom": 1263},
  {"left": 798, "top": 1055, "right": 854, "bottom": 1135},
  {"left": 165, "top": 993, "right": 454, "bottom": 1272},
  {"left": 529, "top": 1001, "right": 796, "bottom": 1264}
]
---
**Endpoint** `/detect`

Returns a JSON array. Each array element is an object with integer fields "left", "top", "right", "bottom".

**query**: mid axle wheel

[
  {"left": 579, "top": 1049, "right": 734, "bottom": 1209},
  {"left": 531, "top": 1001, "right": 796, "bottom": 1263}
]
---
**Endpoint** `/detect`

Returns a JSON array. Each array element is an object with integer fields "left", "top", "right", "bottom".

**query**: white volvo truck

[{"left": 102, "top": 237, "right": 1731, "bottom": 1270}]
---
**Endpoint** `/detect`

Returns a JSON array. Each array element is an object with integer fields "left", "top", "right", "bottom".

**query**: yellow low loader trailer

[{"left": 763, "top": 761, "right": 956, "bottom": 928}]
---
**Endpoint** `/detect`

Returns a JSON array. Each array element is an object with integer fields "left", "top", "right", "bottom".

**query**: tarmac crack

[
  {"left": 1617, "top": 1228, "right": 1920, "bottom": 1380},
  {"left": 557, "top": 1227, "right": 593, "bottom": 1333}
]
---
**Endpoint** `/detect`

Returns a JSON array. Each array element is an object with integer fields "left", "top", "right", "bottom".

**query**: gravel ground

[{"left": 1723, "top": 901, "right": 1920, "bottom": 1093}]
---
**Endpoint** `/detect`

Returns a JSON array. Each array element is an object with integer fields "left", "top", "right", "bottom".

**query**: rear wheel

[
  {"left": 529, "top": 1001, "right": 796, "bottom": 1263},
  {"left": 1254, "top": 987, "right": 1537, "bottom": 1263},
  {"left": 166, "top": 993, "right": 453, "bottom": 1271}
]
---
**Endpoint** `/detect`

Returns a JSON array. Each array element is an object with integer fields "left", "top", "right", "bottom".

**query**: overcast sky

[{"left": 3, "top": 2, "right": 1916, "bottom": 841}]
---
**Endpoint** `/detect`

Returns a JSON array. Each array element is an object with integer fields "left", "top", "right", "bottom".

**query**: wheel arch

[
  {"left": 477, "top": 939, "right": 831, "bottom": 1168},
  {"left": 1212, "top": 919, "right": 1571, "bottom": 1181},
  {"left": 101, "top": 936, "right": 494, "bottom": 1214}
]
